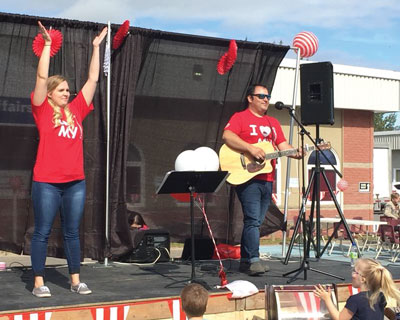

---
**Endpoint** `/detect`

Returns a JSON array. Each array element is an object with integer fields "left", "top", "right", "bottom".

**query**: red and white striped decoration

[
  {"left": 307, "top": 191, "right": 326, "bottom": 201},
  {"left": 3, "top": 300, "right": 185, "bottom": 320},
  {"left": 348, "top": 284, "right": 361, "bottom": 296},
  {"left": 294, "top": 291, "right": 321, "bottom": 320},
  {"left": 197, "top": 195, "right": 228, "bottom": 286},
  {"left": 292, "top": 31, "right": 318, "bottom": 58},
  {"left": 12, "top": 312, "right": 53, "bottom": 320}
]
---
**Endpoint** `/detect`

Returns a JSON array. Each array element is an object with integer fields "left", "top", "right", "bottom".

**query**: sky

[{"left": 1, "top": 0, "right": 400, "bottom": 71}]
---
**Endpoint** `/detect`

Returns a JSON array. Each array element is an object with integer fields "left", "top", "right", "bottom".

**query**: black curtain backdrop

[
  {"left": 107, "top": 30, "right": 153, "bottom": 258},
  {"left": 0, "top": 12, "right": 289, "bottom": 261}
]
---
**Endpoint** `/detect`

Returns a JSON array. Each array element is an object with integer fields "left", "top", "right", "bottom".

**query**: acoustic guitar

[{"left": 219, "top": 141, "right": 331, "bottom": 185}]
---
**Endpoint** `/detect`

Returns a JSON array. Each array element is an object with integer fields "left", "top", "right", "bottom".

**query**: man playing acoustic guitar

[{"left": 222, "top": 84, "right": 303, "bottom": 276}]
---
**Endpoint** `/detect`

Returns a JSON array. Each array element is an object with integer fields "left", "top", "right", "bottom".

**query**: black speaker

[
  {"left": 300, "top": 62, "right": 334, "bottom": 125},
  {"left": 121, "top": 230, "right": 170, "bottom": 263},
  {"left": 181, "top": 237, "right": 214, "bottom": 260}
]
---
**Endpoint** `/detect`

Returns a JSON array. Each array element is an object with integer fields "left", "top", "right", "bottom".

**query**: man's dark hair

[
  {"left": 246, "top": 83, "right": 268, "bottom": 97},
  {"left": 181, "top": 283, "right": 209, "bottom": 318}
]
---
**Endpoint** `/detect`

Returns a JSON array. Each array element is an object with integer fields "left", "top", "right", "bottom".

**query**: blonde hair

[
  {"left": 357, "top": 258, "right": 400, "bottom": 309},
  {"left": 47, "top": 75, "right": 74, "bottom": 128},
  {"left": 391, "top": 193, "right": 399, "bottom": 201}
]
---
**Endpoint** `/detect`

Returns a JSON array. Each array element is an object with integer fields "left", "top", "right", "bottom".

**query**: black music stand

[{"left": 156, "top": 170, "right": 229, "bottom": 287}]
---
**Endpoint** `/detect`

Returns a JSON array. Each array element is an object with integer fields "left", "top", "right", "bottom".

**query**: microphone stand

[
  {"left": 280, "top": 104, "right": 352, "bottom": 282},
  {"left": 275, "top": 102, "right": 342, "bottom": 179}
]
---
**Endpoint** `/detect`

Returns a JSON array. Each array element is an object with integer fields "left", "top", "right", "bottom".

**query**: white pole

[
  {"left": 104, "top": 21, "right": 111, "bottom": 266},
  {"left": 282, "top": 48, "right": 301, "bottom": 256}
]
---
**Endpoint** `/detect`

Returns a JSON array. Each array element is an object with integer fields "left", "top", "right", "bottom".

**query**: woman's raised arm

[
  {"left": 32, "top": 21, "right": 52, "bottom": 106},
  {"left": 81, "top": 26, "right": 108, "bottom": 106}
]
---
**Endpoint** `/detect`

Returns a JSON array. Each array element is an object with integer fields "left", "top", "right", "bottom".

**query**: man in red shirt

[{"left": 223, "top": 84, "right": 302, "bottom": 275}]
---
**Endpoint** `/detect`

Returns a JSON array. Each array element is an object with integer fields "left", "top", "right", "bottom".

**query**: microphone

[{"left": 275, "top": 101, "right": 293, "bottom": 111}]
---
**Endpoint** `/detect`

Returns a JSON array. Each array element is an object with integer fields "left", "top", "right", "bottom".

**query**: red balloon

[{"left": 337, "top": 179, "right": 349, "bottom": 192}]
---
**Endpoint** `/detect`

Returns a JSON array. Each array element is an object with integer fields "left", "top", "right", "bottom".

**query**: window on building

[
  {"left": 394, "top": 168, "right": 400, "bottom": 183},
  {"left": 126, "top": 144, "right": 145, "bottom": 208}
]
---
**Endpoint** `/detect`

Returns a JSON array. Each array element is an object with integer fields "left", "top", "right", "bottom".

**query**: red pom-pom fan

[
  {"left": 32, "top": 29, "right": 63, "bottom": 58},
  {"left": 292, "top": 31, "right": 318, "bottom": 58},
  {"left": 217, "top": 40, "right": 238, "bottom": 75},
  {"left": 112, "top": 20, "right": 130, "bottom": 50},
  {"left": 337, "top": 179, "right": 349, "bottom": 192}
]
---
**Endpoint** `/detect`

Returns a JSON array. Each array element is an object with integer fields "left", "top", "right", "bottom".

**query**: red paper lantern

[
  {"left": 217, "top": 40, "right": 238, "bottom": 75},
  {"left": 292, "top": 31, "right": 318, "bottom": 58},
  {"left": 112, "top": 20, "right": 130, "bottom": 50},
  {"left": 32, "top": 29, "right": 63, "bottom": 57},
  {"left": 337, "top": 179, "right": 349, "bottom": 192}
]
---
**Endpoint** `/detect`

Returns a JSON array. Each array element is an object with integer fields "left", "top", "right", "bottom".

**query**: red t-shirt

[
  {"left": 224, "top": 108, "right": 286, "bottom": 181},
  {"left": 31, "top": 91, "right": 94, "bottom": 183}
]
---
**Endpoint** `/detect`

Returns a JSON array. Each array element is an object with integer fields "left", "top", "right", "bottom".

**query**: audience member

[
  {"left": 128, "top": 212, "right": 149, "bottom": 230},
  {"left": 181, "top": 283, "right": 209, "bottom": 320},
  {"left": 384, "top": 192, "right": 400, "bottom": 219},
  {"left": 314, "top": 258, "right": 400, "bottom": 320}
]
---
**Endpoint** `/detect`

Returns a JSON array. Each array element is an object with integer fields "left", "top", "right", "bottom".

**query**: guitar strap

[{"left": 264, "top": 116, "right": 277, "bottom": 148}]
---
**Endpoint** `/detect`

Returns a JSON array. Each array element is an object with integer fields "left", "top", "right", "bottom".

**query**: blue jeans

[
  {"left": 235, "top": 180, "right": 272, "bottom": 263},
  {"left": 31, "top": 180, "right": 86, "bottom": 276}
]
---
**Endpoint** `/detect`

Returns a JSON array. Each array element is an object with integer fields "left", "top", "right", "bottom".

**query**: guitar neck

[{"left": 265, "top": 145, "right": 315, "bottom": 160}]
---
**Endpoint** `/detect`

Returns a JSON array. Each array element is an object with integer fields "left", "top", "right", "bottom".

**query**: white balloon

[
  {"left": 194, "top": 147, "right": 220, "bottom": 171},
  {"left": 175, "top": 150, "right": 197, "bottom": 171},
  {"left": 192, "top": 154, "right": 206, "bottom": 171}
]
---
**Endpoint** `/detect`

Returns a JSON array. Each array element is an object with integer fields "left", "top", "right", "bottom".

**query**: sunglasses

[{"left": 251, "top": 93, "right": 271, "bottom": 100}]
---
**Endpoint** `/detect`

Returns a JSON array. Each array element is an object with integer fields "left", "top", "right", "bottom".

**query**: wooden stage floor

[{"left": 1, "top": 253, "right": 400, "bottom": 316}]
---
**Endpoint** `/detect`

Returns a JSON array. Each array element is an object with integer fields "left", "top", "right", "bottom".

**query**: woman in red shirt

[{"left": 30, "top": 21, "right": 107, "bottom": 298}]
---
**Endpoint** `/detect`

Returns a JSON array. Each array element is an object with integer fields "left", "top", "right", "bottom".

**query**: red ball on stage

[
  {"left": 292, "top": 31, "right": 318, "bottom": 58},
  {"left": 337, "top": 179, "right": 349, "bottom": 192}
]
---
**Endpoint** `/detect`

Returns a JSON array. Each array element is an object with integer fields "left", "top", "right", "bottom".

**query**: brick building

[{"left": 270, "top": 59, "right": 400, "bottom": 222}]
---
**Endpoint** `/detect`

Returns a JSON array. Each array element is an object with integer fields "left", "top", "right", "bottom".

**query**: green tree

[{"left": 374, "top": 112, "right": 399, "bottom": 131}]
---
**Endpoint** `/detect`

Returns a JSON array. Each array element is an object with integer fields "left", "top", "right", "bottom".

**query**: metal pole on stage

[
  {"left": 104, "top": 21, "right": 111, "bottom": 267},
  {"left": 282, "top": 48, "right": 301, "bottom": 256}
]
